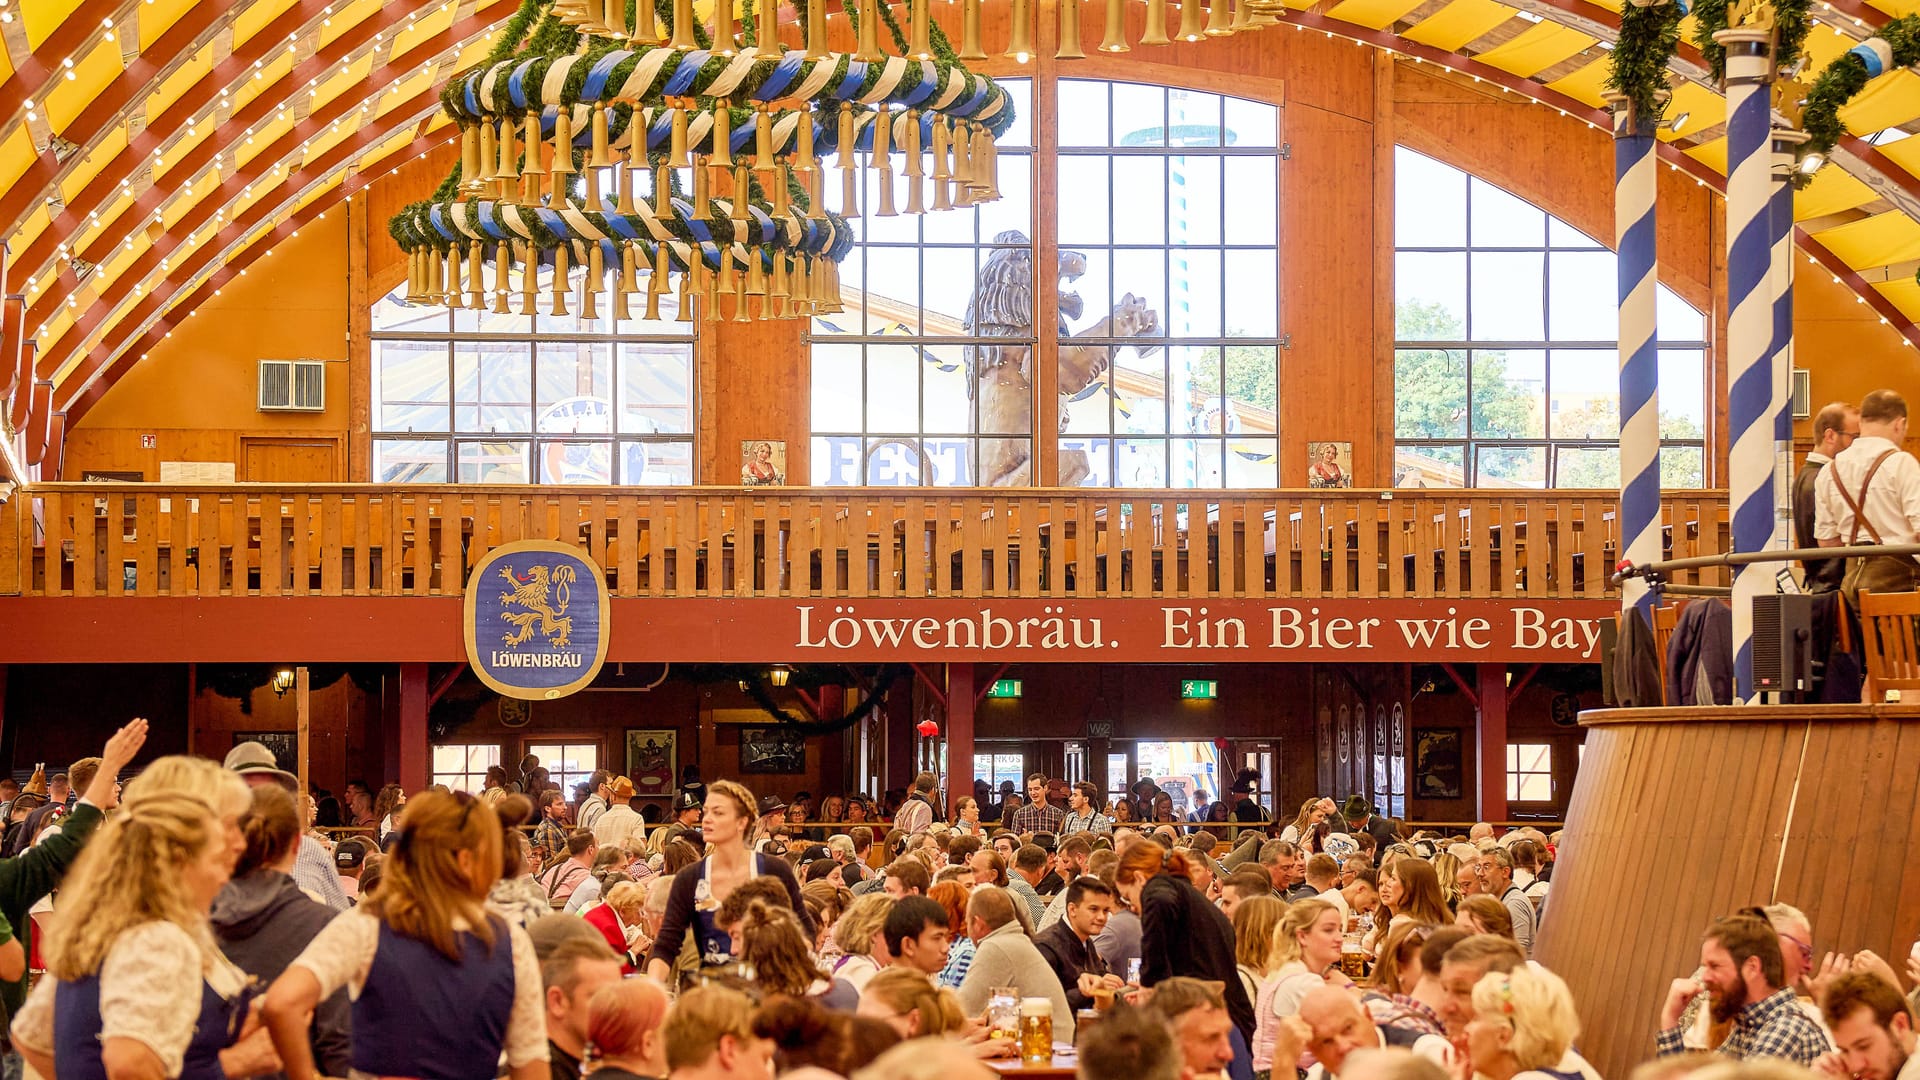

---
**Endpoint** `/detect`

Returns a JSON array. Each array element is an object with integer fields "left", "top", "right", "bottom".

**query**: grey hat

[{"left": 223, "top": 741, "right": 297, "bottom": 791}]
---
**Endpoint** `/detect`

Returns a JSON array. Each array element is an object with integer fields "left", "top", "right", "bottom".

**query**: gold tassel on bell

[
  {"left": 1208, "top": 0, "right": 1234, "bottom": 35},
  {"left": 1004, "top": 0, "right": 1033, "bottom": 60},
  {"left": 522, "top": 111, "right": 548, "bottom": 174},
  {"left": 478, "top": 122, "right": 499, "bottom": 182},
  {"left": 961, "top": 0, "right": 986, "bottom": 58},
  {"left": 1178, "top": 0, "right": 1206, "bottom": 40},
  {"left": 712, "top": 0, "right": 736, "bottom": 55},
  {"left": 712, "top": 100, "right": 735, "bottom": 173},
  {"left": 583, "top": 243, "right": 603, "bottom": 321},
  {"left": 731, "top": 164, "right": 752, "bottom": 222},
  {"left": 842, "top": 167, "right": 860, "bottom": 217},
  {"left": 909, "top": 0, "right": 933, "bottom": 57},
  {"left": 591, "top": 105, "right": 612, "bottom": 167},
  {"left": 755, "top": 109, "right": 776, "bottom": 174},
  {"left": 1058, "top": 0, "right": 1086, "bottom": 58},
  {"left": 631, "top": 0, "right": 661, "bottom": 42},
  {"left": 693, "top": 161, "right": 711, "bottom": 218},
  {"left": 499, "top": 115, "right": 522, "bottom": 179},
  {"left": 669, "top": 104, "right": 691, "bottom": 168},
  {"left": 617, "top": 157, "right": 638, "bottom": 214},
  {"left": 1140, "top": 0, "right": 1172, "bottom": 44},
  {"left": 670, "top": 0, "right": 698, "bottom": 48},
  {"left": 854, "top": 0, "right": 882, "bottom": 60},
  {"left": 771, "top": 252, "right": 791, "bottom": 299},
  {"left": 551, "top": 110, "right": 576, "bottom": 206},
  {"left": 468, "top": 245, "right": 486, "bottom": 307},
  {"left": 492, "top": 243, "right": 512, "bottom": 313},
  {"left": 1100, "top": 0, "right": 1129, "bottom": 51},
  {"left": 551, "top": 244, "right": 572, "bottom": 316},
  {"left": 805, "top": 0, "right": 829, "bottom": 56},
  {"left": 655, "top": 164, "right": 674, "bottom": 217},
  {"left": 520, "top": 245, "right": 540, "bottom": 315},
  {"left": 461, "top": 126, "right": 482, "bottom": 186},
  {"left": 931, "top": 120, "right": 950, "bottom": 181},
  {"left": 795, "top": 105, "right": 817, "bottom": 175},
  {"left": 676, "top": 255, "right": 696, "bottom": 323},
  {"left": 746, "top": 250, "right": 767, "bottom": 296}
]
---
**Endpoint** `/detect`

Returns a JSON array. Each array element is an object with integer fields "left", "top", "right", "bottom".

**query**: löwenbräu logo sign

[{"left": 465, "top": 540, "right": 609, "bottom": 699}]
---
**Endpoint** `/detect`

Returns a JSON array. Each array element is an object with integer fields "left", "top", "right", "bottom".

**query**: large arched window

[
  {"left": 1393, "top": 147, "right": 1708, "bottom": 489},
  {"left": 810, "top": 77, "right": 1282, "bottom": 487},
  {"left": 369, "top": 278, "right": 696, "bottom": 484}
]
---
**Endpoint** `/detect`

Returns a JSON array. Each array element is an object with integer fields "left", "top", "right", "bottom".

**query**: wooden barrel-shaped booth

[{"left": 1535, "top": 704, "right": 1920, "bottom": 1080}]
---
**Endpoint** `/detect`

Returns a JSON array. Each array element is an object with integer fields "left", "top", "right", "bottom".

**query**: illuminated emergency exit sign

[
  {"left": 987, "top": 679, "right": 1023, "bottom": 698},
  {"left": 1180, "top": 679, "right": 1218, "bottom": 700}
]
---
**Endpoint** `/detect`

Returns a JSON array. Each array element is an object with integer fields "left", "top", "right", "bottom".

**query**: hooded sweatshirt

[{"left": 210, "top": 869, "right": 353, "bottom": 1079}]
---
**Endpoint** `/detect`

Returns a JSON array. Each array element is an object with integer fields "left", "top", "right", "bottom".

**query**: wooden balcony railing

[{"left": 0, "top": 485, "right": 1730, "bottom": 601}]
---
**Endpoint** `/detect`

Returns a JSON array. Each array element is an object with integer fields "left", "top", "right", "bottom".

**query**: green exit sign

[
  {"left": 987, "top": 679, "right": 1023, "bottom": 698},
  {"left": 1181, "top": 679, "right": 1219, "bottom": 700}
]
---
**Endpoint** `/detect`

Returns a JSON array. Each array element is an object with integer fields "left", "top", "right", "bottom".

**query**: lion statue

[{"left": 965, "top": 231, "right": 1161, "bottom": 487}]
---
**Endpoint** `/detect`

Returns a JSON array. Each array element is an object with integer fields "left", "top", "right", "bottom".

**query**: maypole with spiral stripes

[
  {"left": 1716, "top": 25, "right": 1776, "bottom": 700},
  {"left": 1609, "top": 90, "right": 1662, "bottom": 622},
  {"left": 1770, "top": 130, "right": 1806, "bottom": 551}
]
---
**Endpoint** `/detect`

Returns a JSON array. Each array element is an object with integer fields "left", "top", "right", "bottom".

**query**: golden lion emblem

[{"left": 498, "top": 563, "right": 576, "bottom": 648}]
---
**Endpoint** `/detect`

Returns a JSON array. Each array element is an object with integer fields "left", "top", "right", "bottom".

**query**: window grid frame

[
  {"left": 1392, "top": 147, "right": 1709, "bottom": 489},
  {"left": 370, "top": 281, "right": 698, "bottom": 486},
  {"left": 810, "top": 76, "right": 1284, "bottom": 489}
]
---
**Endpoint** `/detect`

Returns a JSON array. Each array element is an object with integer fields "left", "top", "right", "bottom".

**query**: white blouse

[
  {"left": 13, "top": 922, "right": 247, "bottom": 1078},
  {"left": 288, "top": 910, "right": 548, "bottom": 1069}
]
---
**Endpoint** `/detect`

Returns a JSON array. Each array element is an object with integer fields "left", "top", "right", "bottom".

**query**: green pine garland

[
  {"left": 1800, "top": 13, "right": 1920, "bottom": 156},
  {"left": 1692, "top": 0, "right": 1812, "bottom": 82},
  {"left": 1607, "top": 0, "right": 1684, "bottom": 129}
]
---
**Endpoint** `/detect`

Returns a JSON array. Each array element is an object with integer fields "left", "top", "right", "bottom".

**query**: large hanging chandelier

[
  {"left": 390, "top": 0, "right": 1272, "bottom": 324},
  {"left": 389, "top": 0, "right": 1020, "bottom": 324}
]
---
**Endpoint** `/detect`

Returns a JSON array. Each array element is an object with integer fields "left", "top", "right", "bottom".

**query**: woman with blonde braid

[
  {"left": 11, "top": 781, "right": 278, "bottom": 1080},
  {"left": 263, "top": 790, "right": 547, "bottom": 1080},
  {"left": 731, "top": 900, "right": 860, "bottom": 1009},
  {"left": 1252, "top": 898, "right": 1346, "bottom": 1074},
  {"left": 858, "top": 967, "right": 969, "bottom": 1039}
]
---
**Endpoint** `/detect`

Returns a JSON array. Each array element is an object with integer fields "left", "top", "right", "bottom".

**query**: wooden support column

[
  {"left": 398, "top": 662, "right": 429, "bottom": 792},
  {"left": 1476, "top": 663, "right": 1508, "bottom": 823},
  {"left": 295, "top": 666, "right": 311, "bottom": 798},
  {"left": 946, "top": 663, "right": 975, "bottom": 818}
]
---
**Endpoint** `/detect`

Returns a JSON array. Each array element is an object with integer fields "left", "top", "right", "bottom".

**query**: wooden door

[{"left": 241, "top": 437, "right": 340, "bottom": 482}]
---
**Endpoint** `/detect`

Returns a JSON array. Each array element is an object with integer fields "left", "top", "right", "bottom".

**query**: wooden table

[{"left": 986, "top": 1048, "right": 1076, "bottom": 1078}]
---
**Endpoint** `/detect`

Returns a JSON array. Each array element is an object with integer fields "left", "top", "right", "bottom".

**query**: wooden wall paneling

[{"left": 1280, "top": 102, "right": 1375, "bottom": 487}]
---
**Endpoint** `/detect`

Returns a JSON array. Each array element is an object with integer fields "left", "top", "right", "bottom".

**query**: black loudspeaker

[{"left": 1752, "top": 593, "right": 1816, "bottom": 698}]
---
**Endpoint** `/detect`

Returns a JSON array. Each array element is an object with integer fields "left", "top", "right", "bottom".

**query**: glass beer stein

[{"left": 1018, "top": 997, "right": 1054, "bottom": 1064}]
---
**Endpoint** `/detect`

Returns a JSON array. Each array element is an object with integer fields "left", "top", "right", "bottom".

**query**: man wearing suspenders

[{"left": 1814, "top": 389, "right": 1920, "bottom": 601}]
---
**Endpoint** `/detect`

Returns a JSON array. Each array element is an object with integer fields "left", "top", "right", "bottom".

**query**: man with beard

[
  {"left": 1657, "top": 910, "right": 1831, "bottom": 1065},
  {"left": 1817, "top": 973, "right": 1917, "bottom": 1080}
]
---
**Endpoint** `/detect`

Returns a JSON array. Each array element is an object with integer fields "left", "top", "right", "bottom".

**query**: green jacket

[{"left": 0, "top": 801, "right": 104, "bottom": 1016}]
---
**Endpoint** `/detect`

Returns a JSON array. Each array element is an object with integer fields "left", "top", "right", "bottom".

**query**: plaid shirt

[
  {"left": 1364, "top": 992, "right": 1445, "bottom": 1037},
  {"left": 1060, "top": 809, "right": 1112, "bottom": 835},
  {"left": 1657, "top": 989, "right": 1830, "bottom": 1065},
  {"left": 1011, "top": 800, "right": 1065, "bottom": 837}
]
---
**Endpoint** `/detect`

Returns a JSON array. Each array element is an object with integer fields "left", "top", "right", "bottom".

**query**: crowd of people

[{"left": 0, "top": 739, "right": 1914, "bottom": 1080}]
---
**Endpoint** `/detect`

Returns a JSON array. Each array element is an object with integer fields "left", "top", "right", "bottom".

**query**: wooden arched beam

[
  {"left": 52, "top": 99, "right": 444, "bottom": 404},
  {"left": 0, "top": 1, "right": 328, "bottom": 240},
  {"left": 0, "top": 0, "right": 144, "bottom": 122},
  {"left": 11, "top": 0, "right": 513, "bottom": 338},
  {"left": 64, "top": 131, "right": 449, "bottom": 421},
  {"left": 27, "top": 3, "right": 515, "bottom": 378}
]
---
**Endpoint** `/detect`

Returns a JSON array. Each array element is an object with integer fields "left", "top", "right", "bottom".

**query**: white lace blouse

[{"left": 12, "top": 921, "right": 247, "bottom": 1078}]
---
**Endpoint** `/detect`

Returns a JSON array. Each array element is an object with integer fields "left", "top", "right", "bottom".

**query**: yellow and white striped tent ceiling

[{"left": 4, "top": 0, "right": 1920, "bottom": 418}]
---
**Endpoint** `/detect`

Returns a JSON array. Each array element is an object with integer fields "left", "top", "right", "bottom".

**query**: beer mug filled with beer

[
  {"left": 1341, "top": 934, "right": 1368, "bottom": 978},
  {"left": 1018, "top": 997, "right": 1054, "bottom": 1064}
]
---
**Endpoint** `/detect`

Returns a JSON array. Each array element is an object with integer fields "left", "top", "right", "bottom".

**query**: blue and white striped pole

[
  {"left": 1717, "top": 27, "right": 1774, "bottom": 701},
  {"left": 1609, "top": 92, "right": 1661, "bottom": 622},
  {"left": 1770, "top": 131, "right": 1806, "bottom": 553}
]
